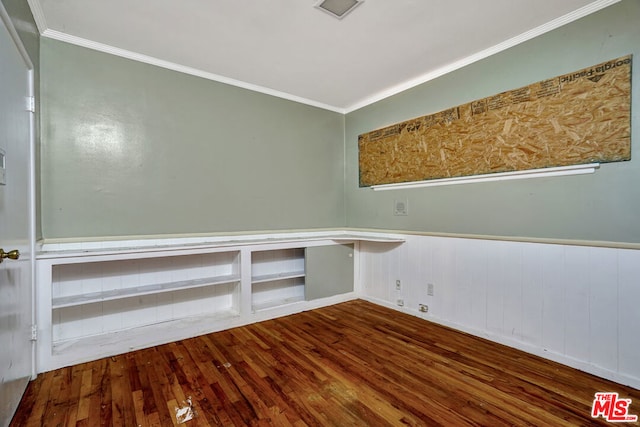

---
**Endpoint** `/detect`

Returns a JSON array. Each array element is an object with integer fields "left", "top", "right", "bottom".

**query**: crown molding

[
  {"left": 344, "top": 0, "right": 621, "bottom": 113},
  {"left": 28, "top": 0, "right": 619, "bottom": 114},
  {"left": 26, "top": 0, "right": 47, "bottom": 34},
  {"left": 39, "top": 28, "right": 346, "bottom": 114}
]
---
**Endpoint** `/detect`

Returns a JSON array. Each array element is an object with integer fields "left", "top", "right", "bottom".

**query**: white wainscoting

[{"left": 359, "top": 234, "right": 640, "bottom": 389}]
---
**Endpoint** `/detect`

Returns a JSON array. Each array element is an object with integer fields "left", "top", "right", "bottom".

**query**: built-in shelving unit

[
  {"left": 36, "top": 230, "right": 406, "bottom": 372},
  {"left": 51, "top": 252, "right": 239, "bottom": 342}
]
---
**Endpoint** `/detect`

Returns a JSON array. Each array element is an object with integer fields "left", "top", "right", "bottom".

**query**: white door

[{"left": 0, "top": 9, "right": 34, "bottom": 427}]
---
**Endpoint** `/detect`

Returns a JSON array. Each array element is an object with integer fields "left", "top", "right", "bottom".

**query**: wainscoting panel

[{"left": 359, "top": 235, "right": 640, "bottom": 388}]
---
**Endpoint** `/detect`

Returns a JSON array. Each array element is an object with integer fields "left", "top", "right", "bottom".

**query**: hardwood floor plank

[
  {"left": 139, "top": 350, "right": 176, "bottom": 426},
  {"left": 110, "top": 354, "right": 138, "bottom": 427},
  {"left": 12, "top": 373, "right": 50, "bottom": 427},
  {"left": 99, "top": 360, "right": 113, "bottom": 427},
  {"left": 278, "top": 311, "right": 475, "bottom": 426},
  {"left": 148, "top": 411, "right": 163, "bottom": 427},
  {"left": 43, "top": 369, "right": 69, "bottom": 427},
  {"left": 75, "top": 367, "right": 93, "bottom": 421},
  {"left": 132, "top": 390, "right": 148, "bottom": 427},
  {"left": 165, "top": 399, "right": 180, "bottom": 427},
  {"left": 178, "top": 339, "right": 237, "bottom": 426},
  {"left": 11, "top": 300, "right": 640, "bottom": 426},
  {"left": 132, "top": 351, "right": 159, "bottom": 419}
]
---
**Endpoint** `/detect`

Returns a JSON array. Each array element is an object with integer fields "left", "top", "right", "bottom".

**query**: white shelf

[
  {"left": 251, "top": 248, "right": 306, "bottom": 312},
  {"left": 52, "top": 274, "right": 240, "bottom": 309},
  {"left": 251, "top": 271, "right": 305, "bottom": 284},
  {"left": 252, "top": 295, "right": 305, "bottom": 312},
  {"left": 37, "top": 229, "right": 405, "bottom": 258},
  {"left": 370, "top": 163, "right": 600, "bottom": 190},
  {"left": 52, "top": 308, "right": 239, "bottom": 357}
]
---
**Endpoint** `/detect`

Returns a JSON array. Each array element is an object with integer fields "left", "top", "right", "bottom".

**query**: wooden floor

[{"left": 12, "top": 300, "right": 640, "bottom": 426}]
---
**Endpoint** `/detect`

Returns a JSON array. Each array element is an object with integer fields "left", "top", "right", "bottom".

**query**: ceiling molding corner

[
  {"left": 26, "top": 0, "right": 48, "bottom": 34},
  {"left": 344, "top": 0, "right": 622, "bottom": 113}
]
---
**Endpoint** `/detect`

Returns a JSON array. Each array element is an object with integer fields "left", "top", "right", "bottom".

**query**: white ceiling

[{"left": 28, "top": 0, "right": 618, "bottom": 113}]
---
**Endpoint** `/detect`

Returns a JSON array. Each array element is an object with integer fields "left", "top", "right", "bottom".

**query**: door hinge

[
  {"left": 30, "top": 324, "right": 38, "bottom": 341},
  {"left": 27, "top": 96, "right": 35, "bottom": 113}
]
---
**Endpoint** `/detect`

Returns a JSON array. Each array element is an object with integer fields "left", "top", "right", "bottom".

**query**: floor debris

[{"left": 175, "top": 397, "right": 194, "bottom": 424}]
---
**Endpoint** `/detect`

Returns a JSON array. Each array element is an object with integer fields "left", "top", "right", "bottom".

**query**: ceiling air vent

[{"left": 315, "top": 0, "right": 364, "bottom": 19}]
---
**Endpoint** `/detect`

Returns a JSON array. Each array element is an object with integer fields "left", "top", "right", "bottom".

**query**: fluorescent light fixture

[
  {"left": 370, "top": 163, "right": 600, "bottom": 191},
  {"left": 315, "top": 0, "right": 363, "bottom": 19}
]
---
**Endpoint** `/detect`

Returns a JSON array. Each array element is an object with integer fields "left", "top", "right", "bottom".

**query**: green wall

[
  {"left": 345, "top": 0, "right": 640, "bottom": 244},
  {"left": 2, "top": 0, "right": 40, "bottom": 239},
  {"left": 1, "top": 0, "right": 38, "bottom": 66},
  {"left": 40, "top": 1, "right": 640, "bottom": 243},
  {"left": 40, "top": 39, "right": 346, "bottom": 238}
]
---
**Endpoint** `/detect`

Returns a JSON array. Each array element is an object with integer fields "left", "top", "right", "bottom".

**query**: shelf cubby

[
  {"left": 51, "top": 250, "right": 240, "bottom": 345},
  {"left": 251, "top": 248, "right": 305, "bottom": 311}
]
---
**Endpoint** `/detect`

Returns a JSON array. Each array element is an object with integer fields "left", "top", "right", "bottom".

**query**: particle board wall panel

[{"left": 359, "top": 56, "right": 632, "bottom": 186}]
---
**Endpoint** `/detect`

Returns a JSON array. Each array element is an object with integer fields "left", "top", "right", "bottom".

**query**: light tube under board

[{"left": 370, "top": 163, "right": 600, "bottom": 191}]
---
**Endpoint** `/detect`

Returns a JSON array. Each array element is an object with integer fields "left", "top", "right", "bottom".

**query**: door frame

[{"left": 0, "top": 0, "right": 37, "bottom": 380}]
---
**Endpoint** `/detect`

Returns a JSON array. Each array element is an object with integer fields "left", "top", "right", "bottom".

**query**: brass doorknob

[{"left": 0, "top": 249, "right": 20, "bottom": 263}]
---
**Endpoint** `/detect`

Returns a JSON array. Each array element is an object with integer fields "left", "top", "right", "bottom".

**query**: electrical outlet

[
  {"left": 427, "top": 283, "right": 434, "bottom": 296},
  {"left": 394, "top": 199, "right": 408, "bottom": 216},
  {"left": 419, "top": 304, "right": 429, "bottom": 313},
  {"left": 396, "top": 279, "right": 401, "bottom": 290},
  {"left": 397, "top": 299, "right": 404, "bottom": 307}
]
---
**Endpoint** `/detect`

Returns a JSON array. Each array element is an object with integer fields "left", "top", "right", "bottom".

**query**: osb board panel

[{"left": 359, "top": 55, "right": 632, "bottom": 187}]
